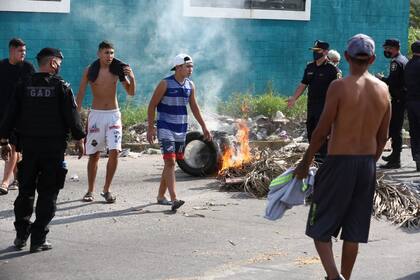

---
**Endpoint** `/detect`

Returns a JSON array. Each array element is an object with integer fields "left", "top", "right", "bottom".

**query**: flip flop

[
  {"left": 101, "top": 192, "right": 116, "bottom": 203},
  {"left": 82, "top": 192, "right": 94, "bottom": 202},
  {"left": 0, "top": 184, "right": 8, "bottom": 195},
  {"left": 157, "top": 197, "right": 172, "bottom": 205},
  {"left": 8, "top": 180, "right": 19, "bottom": 190}
]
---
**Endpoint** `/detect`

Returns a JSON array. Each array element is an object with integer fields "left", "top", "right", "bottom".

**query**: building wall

[{"left": 0, "top": 0, "right": 410, "bottom": 108}]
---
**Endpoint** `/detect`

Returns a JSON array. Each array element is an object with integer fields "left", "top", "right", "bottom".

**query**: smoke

[{"left": 78, "top": 0, "right": 248, "bottom": 129}]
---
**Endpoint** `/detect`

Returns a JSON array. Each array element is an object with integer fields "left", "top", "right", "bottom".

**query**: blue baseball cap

[{"left": 346, "top": 34, "right": 375, "bottom": 59}]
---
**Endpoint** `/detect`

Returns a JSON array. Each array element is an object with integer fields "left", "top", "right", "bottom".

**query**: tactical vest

[{"left": 17, "top": 73, "right": 68, "bottom": 138}]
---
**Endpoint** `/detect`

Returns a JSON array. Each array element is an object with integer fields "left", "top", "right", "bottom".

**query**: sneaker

[
  {"left": 380, "top": 161, "right": 401, "bottom": 169},
  {"left": 8, "top": 180, "right": 19, "bottom": 191},
  {"left": 14, "top": 237, "right": 28, "bottom": 250},
  {"left": 30, "top": 240, "right": 52, "bottom": 253},
  {"left": 171, "top": 199, "right": 185, "bottom": 211}
]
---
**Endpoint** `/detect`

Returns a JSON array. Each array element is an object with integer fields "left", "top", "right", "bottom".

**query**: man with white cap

[
  {"left": 295, "top": 34, "right": 391, "bottom": 280},
  {"left": 147, "top": 54, "right": 211, "bottom": 211}
]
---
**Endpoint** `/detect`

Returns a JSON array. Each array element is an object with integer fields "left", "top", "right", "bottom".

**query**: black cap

[
  {"left": 383, "top": 39, "right": 400, "bottom": 48},
  {"left": 411, "top": 40, "right": 420, "bottom": 54},
  {"left": 36, "top": 47, "right": 64, "bottom": 61},
  {"left": 309, "top": 40, "right": 329, "bottom": 51}
]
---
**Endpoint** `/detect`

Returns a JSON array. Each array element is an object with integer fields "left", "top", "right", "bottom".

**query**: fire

[{"left": 219, "top": 120, "right": 252, "bottom": 172}]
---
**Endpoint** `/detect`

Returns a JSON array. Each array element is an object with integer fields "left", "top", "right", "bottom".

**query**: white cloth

[
  {"left": 86, "top": 109, "right": 122, "bottom": 154},
  {"left": 265, "top": 167, "right": 317, "bottom": 221}
]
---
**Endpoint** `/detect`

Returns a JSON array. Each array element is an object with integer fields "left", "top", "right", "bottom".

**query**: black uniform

[
  {"left": 0, "top": 59, "right": 35, "bottom": 145},
  {"left": 381, "top": 53, "right": 408, "bottom": 163},
  {"left": 404, "top": 55, "right": 420, "bottom": 166},
  {"left": 0, "top": 72, "right": 85, "bottom": 248},
  {"left": 301, "top": 60, "right": 340, "bottom": 158}
]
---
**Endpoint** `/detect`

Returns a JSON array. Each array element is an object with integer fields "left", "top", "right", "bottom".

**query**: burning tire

[{"left": 176, "top": 131, "right": 219, "bottom": 176}]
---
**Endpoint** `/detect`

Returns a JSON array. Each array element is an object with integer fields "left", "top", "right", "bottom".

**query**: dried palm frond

[
  {"left": 218, "top": 148, "right": 303, "bottom": 198},
  {"left": 218, "top": 147, "right": 420, "bottom": 229},
  {"left": 374, "top": 175, "right": 420, "bottom": 229}
]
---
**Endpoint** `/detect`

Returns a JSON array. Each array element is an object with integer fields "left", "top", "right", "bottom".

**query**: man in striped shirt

[{"left": 147, "top": 54, "right": 211, "bottom": 211}]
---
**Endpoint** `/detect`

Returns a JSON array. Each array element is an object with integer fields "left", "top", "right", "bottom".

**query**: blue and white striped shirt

[{"left": 157, "top": 75, "right": 192, "bottom": 142}]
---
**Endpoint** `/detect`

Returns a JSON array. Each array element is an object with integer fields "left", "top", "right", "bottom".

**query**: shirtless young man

[
  {"left": 294, "top": 34, "right": 391, "bottom": 280},
  {"left": 76, "top": 41, "right": 136, "bottom": 203}
]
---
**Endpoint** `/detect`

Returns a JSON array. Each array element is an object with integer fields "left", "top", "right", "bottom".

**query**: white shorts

[{"left": 86, "top": 109, "right": 122, "bottom": 155}]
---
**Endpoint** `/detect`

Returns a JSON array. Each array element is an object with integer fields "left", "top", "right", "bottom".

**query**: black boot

[
  {"left": 30, "top": 240, "right": 52, "bottom": 253},
  {"left": 380, "top": 161, "right": 401, "bottom": 169},
  {"left": 382, "top": 153, "right": 394, "bottom": 162},
  {"left": 416, "top": 162, "right": 420, "bottom": 172},
  {"left": 13, "top": 236, "right": 28, "bottom": 250}
]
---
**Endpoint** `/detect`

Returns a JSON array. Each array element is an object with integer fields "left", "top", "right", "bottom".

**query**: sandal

[
  {"left": 101, "top": 192, "right": 116, "bottom": 203},
  {"left": 8, "top": 179, "right": 19, "bottom": 190},
  {"left": 82, "top": 192, "right": 94, "bottom": 202},
  {"left": 0, "top": 184, "right": 8, "bottom": 195},
  {"left": 157, "top": 197, "right": 172, "bottom": 205}
]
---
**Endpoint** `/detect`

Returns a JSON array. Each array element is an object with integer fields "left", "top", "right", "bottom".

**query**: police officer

[
  {"left": 0, "top": 38, "right": 35, "bottom": 195},
  {"left": 376, "top": 39, "right": 408, "bottom": 169},
  {"left": 288, "top": 40, "right": 341, "bottom": 162},
  {"left": 405, "top": 40, "right": 420, "bottom": 171},
  {"left": 0, "top": 48, "right": 85, "bottom": 253}
]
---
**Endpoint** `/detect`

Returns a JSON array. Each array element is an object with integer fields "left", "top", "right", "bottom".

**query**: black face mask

[
  {"left": 313, "top": 51, "right": 324, "bottom": 61},
  {"left": 384, "top": 51, "right": 393, "bottom": 58}
]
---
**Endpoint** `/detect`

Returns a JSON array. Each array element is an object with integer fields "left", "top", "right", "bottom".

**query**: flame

[{"left": 219, "top": 120, "right": 252, "bottom": 173}]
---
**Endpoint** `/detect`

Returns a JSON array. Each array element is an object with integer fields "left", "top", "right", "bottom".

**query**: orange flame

[{"left": 219, "top": 120, "right": 252, "bottom": 173}]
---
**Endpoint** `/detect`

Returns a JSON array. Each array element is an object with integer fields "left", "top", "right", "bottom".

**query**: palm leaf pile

[
  {"left": 373, "top": 175, "right": 420, "bottom": 229},
  {"left": 218, "top": 147, "right": 420, "bottom": 229}
]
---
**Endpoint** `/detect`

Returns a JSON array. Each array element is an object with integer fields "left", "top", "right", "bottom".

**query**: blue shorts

[{"left": 159, "top": 140, "right": 185, "bottom": 160}]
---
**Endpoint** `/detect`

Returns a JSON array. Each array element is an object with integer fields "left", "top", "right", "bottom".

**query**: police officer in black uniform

[
  {"left": 0, "top": 48, "right": 85, "bottom": 253},
  {"left": 377, "top": 39, "right": 408, "bottom": 169},
  {"left": 288, "top": 40, "right": 341, "bottom": 162},
  {"left": 0, "top": 38, "right": 35, "bottom": 195},
  {"left": 405, "top": 40, "right": 420, "bottom": 171}
]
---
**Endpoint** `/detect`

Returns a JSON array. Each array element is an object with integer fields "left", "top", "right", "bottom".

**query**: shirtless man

[
  {"left": 76, "top": 41, "right": 136, "bottom": 203},
  {"left": 294, "top": 34, "right": 391, "bottom": 280}
]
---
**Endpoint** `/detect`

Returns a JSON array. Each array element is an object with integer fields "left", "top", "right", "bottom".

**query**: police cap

[
  {"left": 309, "top": 40, "right": 329, "bottom": 51},
  {"left": 411, "top": 40, "right": 420, "bottom": 54},
  {"left": 36, "top": 47, "right": 64, "bottom": 61},
  {"left": 383, "top": 39, "right": 400, "bottom": 48}
]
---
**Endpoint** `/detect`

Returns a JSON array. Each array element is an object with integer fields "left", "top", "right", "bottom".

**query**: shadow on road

[
  {"left": 395, "top": 271, "right": 420, "bottom": 280},
  {"left": 0, "top": 246, "right": 30, "bottom": 261},
  {"left": 51, "top": 202, "right": 175, "bottom": 225}
]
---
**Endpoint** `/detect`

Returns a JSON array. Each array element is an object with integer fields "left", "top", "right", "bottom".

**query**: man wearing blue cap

[
  {"left": 288, "top": 40, "right": 341, "bottom": 163},
  {"left": 405, "top": 40, "right": 420, "bottom": 171},
  {"left": 376, "top": 38, "right": 408, "bottom": 169},
  {"left": 295, "top": 34, "right": 391, "bottom": 280},
  {"left": 0, "top": 47, "right": 85, "bottom": 253}
]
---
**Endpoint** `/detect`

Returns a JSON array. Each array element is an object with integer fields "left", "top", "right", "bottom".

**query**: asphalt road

[{"left": 0, "top": 149, "right": 419, "bottom": 280}]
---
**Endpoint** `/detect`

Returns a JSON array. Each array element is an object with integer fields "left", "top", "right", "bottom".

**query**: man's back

[{"left": 328, "top": 73, "right": 389, "bottom": 155}]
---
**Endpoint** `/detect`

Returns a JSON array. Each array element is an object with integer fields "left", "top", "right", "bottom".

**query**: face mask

[
  {"left": 384, "top": 51, "right": 392, "bottom": 58},
  {"left": 313, "top": 51, "right": 324, "bottom": 61}
]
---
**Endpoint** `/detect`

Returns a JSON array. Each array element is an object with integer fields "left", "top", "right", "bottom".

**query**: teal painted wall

[{"left": 0, "top": 0, "right": 410, "bottom": 108}]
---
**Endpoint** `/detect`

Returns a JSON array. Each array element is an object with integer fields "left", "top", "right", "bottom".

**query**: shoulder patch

[{"left": 390, "top": 62, "right": 398, "bottom": 72}]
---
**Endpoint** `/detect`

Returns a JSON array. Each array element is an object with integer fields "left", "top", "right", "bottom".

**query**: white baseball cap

[{"left": 171, "top": 53, "right": 193, "bottom": 71}]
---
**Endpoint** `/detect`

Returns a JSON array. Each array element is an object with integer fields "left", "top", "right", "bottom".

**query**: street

[{"left": 0, "top": 150, "right": 419, "bottom": 280}]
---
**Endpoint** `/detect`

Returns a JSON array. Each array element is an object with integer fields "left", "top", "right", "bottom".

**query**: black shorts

[{"left": 306, "top": 155, "right": 376, "bottom": 243}]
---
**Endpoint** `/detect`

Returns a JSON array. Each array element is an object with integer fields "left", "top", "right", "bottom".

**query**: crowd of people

[{"left": 0, "top": 34, "right": 419, "bottom": 280}]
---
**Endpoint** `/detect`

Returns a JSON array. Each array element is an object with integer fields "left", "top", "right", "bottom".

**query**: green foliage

[
  {"left": 408, "top": 26, "right": 420, "bottom": 57},
  {"left": 120, "top": 104, "right": 147, "bottom": 127},
  {"left": 410, "top": 0, "right": 420, "bottom": 28},
  {"left": 217, "top": 86, "right": 307, "bottom": 120}
]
